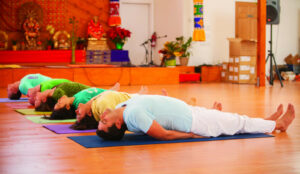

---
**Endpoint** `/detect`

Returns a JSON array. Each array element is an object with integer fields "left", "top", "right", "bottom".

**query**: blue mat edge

[{"left": 68, "top": 133, "right": 274, "bottom": 148}]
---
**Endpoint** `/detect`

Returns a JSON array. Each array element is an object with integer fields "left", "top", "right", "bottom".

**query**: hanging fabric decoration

[
  {"left": 193, "top": 0, "right": 205, "bottom": 41},
  {"left": 108, "top": 0, "right": 121, "bottom": 26}
]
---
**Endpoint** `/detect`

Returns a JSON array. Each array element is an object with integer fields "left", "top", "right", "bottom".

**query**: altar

[{"left": 0, "top": 50, "right": 130, "bottom": 64}]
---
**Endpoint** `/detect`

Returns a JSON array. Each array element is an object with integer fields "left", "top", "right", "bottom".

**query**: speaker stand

[{"left": 266, "top": 24, "right": 283, "bottom": 87}]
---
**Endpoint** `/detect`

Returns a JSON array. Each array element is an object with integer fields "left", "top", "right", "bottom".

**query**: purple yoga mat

[
  {"left": 6, "top": 103, "right": 31, "bottom": 109},
  {"left": 43, "top": 124, "right": 96, "bottom": 134},
  {"left": 0, "top": 98, "right": 28, "bottom": 103}
]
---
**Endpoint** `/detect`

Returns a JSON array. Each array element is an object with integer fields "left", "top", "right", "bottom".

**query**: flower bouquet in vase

[
  {"left": 107, "top": 27, "right": 131, "bottom": 50},
  {"left": 159, "top": 41, "right": 182, "bottom": 67}
]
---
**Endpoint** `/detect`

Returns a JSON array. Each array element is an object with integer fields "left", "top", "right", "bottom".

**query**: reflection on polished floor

[{"left": 0, "top": 81, "right": 299, "bottom": 174}]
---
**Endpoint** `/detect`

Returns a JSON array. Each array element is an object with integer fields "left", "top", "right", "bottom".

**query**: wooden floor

[{"left": 0, "top": 81, "right": 299, "bottom": 174}]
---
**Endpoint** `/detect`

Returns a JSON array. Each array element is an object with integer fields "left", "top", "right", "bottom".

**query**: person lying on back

[
  {"left": 7, "top": 73, "right": 51, "bottom": 100},
  {"left": 27, "top": 78, "right": 71, "bottom": 105},
  {"left": 49, "top": 83, "right": 120, "bottom": 121},
  {"left": 35, "top": 82, "right": 90, "bottom": 111},
  {"left": 96, "top": 95, "right": 295, "bottom": 141}
]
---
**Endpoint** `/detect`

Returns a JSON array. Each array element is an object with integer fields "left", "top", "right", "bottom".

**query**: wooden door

[{"left": 236, "top": 2, "right": 257, "bottom": 40}]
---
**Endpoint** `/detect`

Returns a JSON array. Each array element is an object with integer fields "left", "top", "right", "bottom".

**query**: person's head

[
  {"left": 54, "top": 95, "right": 74, "bottom": 110},
  {"left": 96, "top": 108, "right": 127, "bottom": 141},
  {"left": 27, "top": 86, "right": 40, "bottom": 105},
  {"left": 50, "top": 103, "right": 76, "bottom": 120},
  {"left": 76, "top": 103, "right": 92, "bottom": 122},
  {"left": 35, "top": 89, "right": 55, "bottom": 111},
  {"left": 7, "top": 81, "right": 21, "bottom": 100},
  {"left": 70, "top": 112, "right": 98, "bottom": 130},
  {"left": 35, "top": 96, "right": 56, "bottom": 111}
]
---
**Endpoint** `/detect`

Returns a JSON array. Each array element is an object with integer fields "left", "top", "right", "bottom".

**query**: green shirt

[
  {"left": 73, "top": 87, "right": 107, "bottom": 109},
  {"left": 40, "top": 79, "right": 71, "bottom": 92},
  {"left": 19, "top": 74, "right": 51, "bottom": 95},
  {"left": 52, "top": 82, "right": 90, "bottom": 101}
]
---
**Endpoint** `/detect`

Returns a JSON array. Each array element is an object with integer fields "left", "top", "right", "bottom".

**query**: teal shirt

[
  {"left": 52, "top": 82, "right": 90, "bottom": 101},
  {"left": 73, "top": 87, "right": 107, "bottom": 109},
  {"left": 118, "top": 95, "right": 193, "bottom": 134},
  {"left": 40, "top": 79, "right": 71, "bottom": 92},
  {"left": 19, "top": 74, "right": 51, "bottom": 95}
]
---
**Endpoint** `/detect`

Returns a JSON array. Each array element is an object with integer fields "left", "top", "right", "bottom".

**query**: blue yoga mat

[
  {"left": 68, "top": 133, "right": 274, "bottom": 148},
  {"left": 0, "top": 98, "right": 28, "bottom": 103}
]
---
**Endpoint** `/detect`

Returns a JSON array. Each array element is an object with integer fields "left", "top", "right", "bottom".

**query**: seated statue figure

[
  {"left": 23, "top": 16, "right": 40, "bottom": 49},
  {"left": 87, "top": 16, "right": 104, "bottom": 40}
]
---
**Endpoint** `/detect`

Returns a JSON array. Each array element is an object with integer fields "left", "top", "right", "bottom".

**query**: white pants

[{"left": 190, "top": 106, "right": 276, "bottom": 137}]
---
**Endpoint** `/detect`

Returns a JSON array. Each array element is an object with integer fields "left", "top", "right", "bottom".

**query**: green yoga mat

[
  {"left": 15, "top": 109, "right": 52, "bottom": 115},
  {"left": 25, "top": 116, "right": 76, "bottom": 124}
]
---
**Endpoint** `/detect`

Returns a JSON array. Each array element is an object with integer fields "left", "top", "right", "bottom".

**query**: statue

[
  {"left": 87, "top": 16, "right": 104, "bottom": 40},
  {"left": 23, "top": 16, "right": 40, "bottom": 49},
  {"left": 53, "top": 30, "right": 71, "bottom": 50}
]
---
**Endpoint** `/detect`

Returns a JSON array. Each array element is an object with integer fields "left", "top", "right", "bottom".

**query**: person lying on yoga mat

[
  {"left": 96, "top": 95, "right": 295, "bottom": 141},
  {"left": 72, "top": 87, "right": 148, "bottom": 130},
  {"left": 73, "top": 88, "right": 220, "bottom": 130},
  {"left": 34, "top": 82, "right": 90, "bottom": 111},
  {"left": 27, "top": 78, "right": 71, "bottom": 105},
  {"left": 7, "top": 73, "right": 51, "bottom": 100},
  {"left": 50, "top": 84, "right": 120, "bottom": 120}
]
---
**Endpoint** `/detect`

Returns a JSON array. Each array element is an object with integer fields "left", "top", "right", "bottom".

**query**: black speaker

[{"left": 267, "top": 0, "right": 280, "bottom": 24}]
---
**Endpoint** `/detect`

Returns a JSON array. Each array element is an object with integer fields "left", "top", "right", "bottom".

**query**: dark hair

[
  {"left": 9, "top": 90, "right": 21, "bottom": 100},
  {"left": 96, "top": 123, "right": 127, "bottom": 141},
  {"left": 35, "top": 96, "right": 56, "bottom": 111},
  {"left": 49, "top": 104, "right": 76, "bottom": 120},
  {"left": 70, "top": 113, "right": 98, "bottom": 130}
]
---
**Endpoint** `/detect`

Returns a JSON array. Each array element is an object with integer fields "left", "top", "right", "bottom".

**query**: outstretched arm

[{"left": 146, "top": 120, "right": 203, "bottom": 140}]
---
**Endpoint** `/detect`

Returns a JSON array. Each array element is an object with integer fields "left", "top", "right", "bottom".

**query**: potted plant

[
  {"left": 159, "top": 41, "right": 182, "bottom": 67},
  {"left": 11, "top": 40, "right": 17, "bottom": 51},
  {"left": 176, "top": 36, "right": 192, "bottom": 66},
  {"left": 106, "top": 27, "right": 131, "bottom": 50}
]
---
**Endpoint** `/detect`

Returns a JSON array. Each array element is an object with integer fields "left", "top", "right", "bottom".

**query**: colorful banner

[
  {"left": 193, "top": 0, "right": 205, "bottom": 41},
  {"left": 108, "top": 0, "right": 121, "bottom": 26}
]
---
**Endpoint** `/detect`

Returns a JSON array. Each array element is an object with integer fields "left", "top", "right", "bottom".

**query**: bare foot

[
  {"left": 110, "top": 82, "right": 120, "bottom": 91},
  {"left": 138, "top": 86, "right": 148, "bottom": 94},
  {"left": 187, "top": 97, "right": 197, "bottom": 106},
  {"left": 212, "top": 102, "right": 222, "bottom": 111},
  {"left": 161, "top": 88, "right": 168, "bottom": 96},
  {"left": 275, "top": 104, "right": 295, "bottom": 132},
  {"left": 265, "top": 104, "right": 283, "bottom": 120}
]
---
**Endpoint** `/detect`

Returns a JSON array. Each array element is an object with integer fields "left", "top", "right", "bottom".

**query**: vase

[
  {"left": 12, "top": 45, "right": 17, "bottom": 51},
  {"left": 115, "top": 42, "right": 124, "bottom": 50},
  {"left": 165, "top": 57, "right": 176, "bottom": 67},
  {"left": 180, "top": 57, "right": 189, "bottom": 66},
  {"left": 71, "top": 44, "right": 76, "bottom": 64}
]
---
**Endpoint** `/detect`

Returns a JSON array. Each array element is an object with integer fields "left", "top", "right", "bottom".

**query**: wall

[
  {"left": 154, "top": 0, "right": 300, "bottom": 67},
  {"left": 153, "top": 0, "right": 184, "bottom": 65},
  {"left": 266, "top": 0, "right": 300, "bottom": 65}
]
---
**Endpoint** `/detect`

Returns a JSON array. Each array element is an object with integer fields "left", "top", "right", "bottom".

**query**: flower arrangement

[
  {"left": 159, "top": 41, "right": 182, "bottom": 60},
  {"left": 159, "top": 36, "right": 192, "bottom": 59},
  {"left": 107, "top": 27, "right": 131, "bottom": 49}
]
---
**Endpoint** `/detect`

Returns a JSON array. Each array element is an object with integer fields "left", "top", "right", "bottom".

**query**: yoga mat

[
  {"left": 68, "top": 133, "right": 274, "bottom": 148},
  {"left": 25, "top": 116, "right": 76, "bottom": 124},
  {"left": 0, "top": 98, "right": 28, "bottom": 103},
  {"left": 43, "top": 124, "right": 96, "bottom": 134},
  {"left": 15, "top": 109, "right": 52, "bottom": 115},
  {"left": 6, "top": 103, "right": 31, "bottom": 109}
]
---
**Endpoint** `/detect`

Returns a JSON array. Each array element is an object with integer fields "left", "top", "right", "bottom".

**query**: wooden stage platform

[{"left": 0, "top": 65, "right": 195, "bottom": 88}]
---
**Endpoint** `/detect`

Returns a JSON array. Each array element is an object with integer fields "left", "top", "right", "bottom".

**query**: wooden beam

[{"left": 257, "top": 0, "right": 266, "bottom": 86}]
